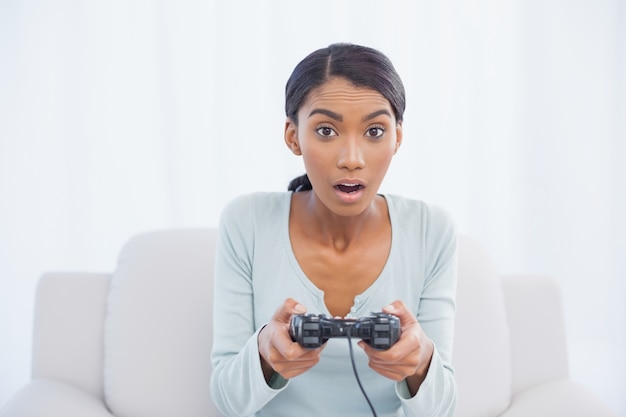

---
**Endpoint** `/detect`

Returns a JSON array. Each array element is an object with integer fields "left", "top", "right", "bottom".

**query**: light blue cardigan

[{"left": 210, "top": 192, "right": 457, "bottom": 417}]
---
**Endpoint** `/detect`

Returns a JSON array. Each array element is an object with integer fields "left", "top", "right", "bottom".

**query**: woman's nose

[{"left": 337, "top": 137, "right": 364, "bottom": 171}]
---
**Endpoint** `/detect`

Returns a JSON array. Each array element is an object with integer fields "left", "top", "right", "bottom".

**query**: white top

[{"left": 210, "top": 192, "right": 458, "bottom": 417}]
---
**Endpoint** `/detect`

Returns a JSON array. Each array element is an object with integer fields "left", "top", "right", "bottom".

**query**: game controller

[{"left": 289, "top": 312, "right": 401, "bottom": 350}]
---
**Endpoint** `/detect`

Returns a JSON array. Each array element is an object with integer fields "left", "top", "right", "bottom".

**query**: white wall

[{"left": 1, "top": 0, "right": 624, "bottom": 414}]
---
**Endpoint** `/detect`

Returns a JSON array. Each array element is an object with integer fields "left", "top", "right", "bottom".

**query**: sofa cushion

[
  {"left": 453, "top": 236, "right": 512, "bottom": 417},
  {"left": 0, "top": 380, "right": 114, "bottom": 417},
  {"left": 498, "top": 379, "right": 620, "bottom": 417},
  {"left": 104, "top": 229, "right": 221, "bottom": 417}
]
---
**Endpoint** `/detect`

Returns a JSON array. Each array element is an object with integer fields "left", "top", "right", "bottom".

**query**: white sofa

[{"left": 0, "top": 229, "right": 619, "bottom": 417}]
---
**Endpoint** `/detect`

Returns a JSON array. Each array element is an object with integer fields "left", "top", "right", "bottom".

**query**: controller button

[{"left": 303, "top": 337, "right": 320, "bottom": 345}]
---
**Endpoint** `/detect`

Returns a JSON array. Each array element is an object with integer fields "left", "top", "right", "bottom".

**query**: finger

[
  {"left": 275, "top": 347, "right": 324, "bottom": 365},
  {"left": 272, "top": 298, "right": 307, "bottom": 324},
  {"left": 382, "top": 299, "right": 418, "bottom": 327},
  {"left": 271, "top": 329, "right": 326, "bottom": 361},
  {"left": 271, "top": 331, "right": 307, "bottom": 359},
  {"left": 270, "top": 350, "right": 321, "bottom": 369},
  {"left": 366, "top": 364, "right": 408, "bottom": 382},
  {"left": 368, "top": 342, "right": 419, "bottom": 367},
  {"left": 359, "top": 335, "right": 420, "bottom": 365},
  {"left": 279, "top": 362, "right": 321, "bottom": 379},
  {"left": 362, "top": 345, "right": 422, "bottom": 378},
  {"left": 270, "top": 347, "right": 325, "bottom": 378}
]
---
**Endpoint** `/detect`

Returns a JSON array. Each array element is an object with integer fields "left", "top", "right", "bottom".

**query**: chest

[{"left": 291, "top": 238, "right": 391, "bottom": 317}]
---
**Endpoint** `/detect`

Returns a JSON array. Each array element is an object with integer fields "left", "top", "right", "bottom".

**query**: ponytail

[{"left": 288, "top": 174, "right": 312, "bottom": 192}]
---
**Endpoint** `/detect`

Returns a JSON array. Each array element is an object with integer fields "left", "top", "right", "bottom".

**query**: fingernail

[
  {"left": 294, "top": 303, "right": 306, "bottom": 313},
  {"left": 384, "top": 304, "right": 395, "bottom": 312}
]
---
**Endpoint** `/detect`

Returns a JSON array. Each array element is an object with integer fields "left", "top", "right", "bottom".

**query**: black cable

[{"left": 346, "top": 331, "right": 378, "bottom": 417}]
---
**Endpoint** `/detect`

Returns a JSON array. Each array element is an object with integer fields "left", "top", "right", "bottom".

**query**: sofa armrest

[
  {"left": 501, "top": 274, "right": 569, "bottom": 394},
  {"left": 32, "top": 272, "right": 110, "bottom": 399}
]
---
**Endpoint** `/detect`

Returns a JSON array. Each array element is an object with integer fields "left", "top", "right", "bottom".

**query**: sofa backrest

[
  {"left": 453, "top": 235, "right": 512, "bottom": 417},
  {"left": 501, "top": 274, "right": 569, "bottom": 394},
  {"left": 32, "top": 272, "right": 111, "bottom": 400},
  {"left": 104, "top": 229, "right": 222, "bottom": 417}
]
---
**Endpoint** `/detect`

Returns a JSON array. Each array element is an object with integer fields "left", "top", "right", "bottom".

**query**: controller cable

[{"left": 346, "top": 330, "right": 378, "bottom": 417}]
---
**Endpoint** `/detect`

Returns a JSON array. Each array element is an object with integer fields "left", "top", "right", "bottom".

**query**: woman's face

[{"left": 285, "top": 77, "right": 402, "bottom": 217}]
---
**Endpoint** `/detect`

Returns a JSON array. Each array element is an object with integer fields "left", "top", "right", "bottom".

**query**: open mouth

[{"left": 335, "top": 183, "right": 364, "bottom": 194}]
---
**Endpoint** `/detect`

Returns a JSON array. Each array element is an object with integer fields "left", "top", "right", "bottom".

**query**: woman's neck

[{"left": 294, "top": 191, "right": 387, "bottom": 251}]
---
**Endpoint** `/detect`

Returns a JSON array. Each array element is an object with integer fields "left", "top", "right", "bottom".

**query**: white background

[{"left": 1, "top": 0, "right": 624, "bottom": 414}]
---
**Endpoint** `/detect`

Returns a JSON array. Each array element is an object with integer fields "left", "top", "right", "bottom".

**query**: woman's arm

[
  {"left": 360, "top": 203, "right": 458, "bottom": 417},
  {"left": 400, "top": 207, "right": 458, "bottom": 417},
  {"left": 209, "top": 197, "right": 284, "bottom": 417}
]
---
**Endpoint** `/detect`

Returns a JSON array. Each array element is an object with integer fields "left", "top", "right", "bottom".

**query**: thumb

[
  {"left": 272, "top": 298, "right": 307, "bottom": 323},
  {"left": 382, "top": 300, "right": 417, "bottom": 326}
]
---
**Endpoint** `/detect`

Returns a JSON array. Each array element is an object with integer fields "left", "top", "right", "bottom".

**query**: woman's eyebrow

[
  {"left": 308, "top": 108, "right": 343, "bottom": 121},
  {"left": 308, "top": 108, "right": 391, "bottom": 122},
  {"left": 362, "top": 109, "right": 392, "bottom": 122}
]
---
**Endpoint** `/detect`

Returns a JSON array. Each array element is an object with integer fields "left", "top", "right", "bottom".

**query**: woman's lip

[
  {"left": 334, "top": 183, "right": 365, "bottom": 193},
  {"left": 333, "top": 181, "right": 366, "bottom": 203},
  {"left": 333, "top": 179, "right": 365, "bottom": 187},
  {"left": 333, "top": 184, "right": 365, "bottom": 203}
]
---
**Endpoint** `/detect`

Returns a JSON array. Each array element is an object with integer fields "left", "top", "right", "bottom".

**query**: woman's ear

[
  {"left": 394, "top": 122, "right": 403, "bottom": 154},
  {"left": 284, "top": 118, "right": 302, "bottom": 156}
]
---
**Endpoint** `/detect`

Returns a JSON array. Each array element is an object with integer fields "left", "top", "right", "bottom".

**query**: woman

[{"left": 210, "top": 43, "right": 457, "bottom": 417}]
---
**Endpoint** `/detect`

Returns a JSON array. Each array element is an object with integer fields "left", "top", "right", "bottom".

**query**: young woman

[{"left": 210, "top": 43, "right": 457, "bottom": 417}]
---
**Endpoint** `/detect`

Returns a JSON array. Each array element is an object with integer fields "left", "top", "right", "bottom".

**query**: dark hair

[{"left": 285, "top": 43, "right": 406, "bottom": 192}]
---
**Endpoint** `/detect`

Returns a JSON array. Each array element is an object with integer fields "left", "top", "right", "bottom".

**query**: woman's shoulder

[
  {"left": 385, "top": 195, "right": 457, "bottom": 266},
  {"left": 219, "top": 191, "right": 291, "bottom": 228},
  {"left": 386, "top": 194, "right": 454, "bottom": 223},
  {"left": 223, "top": 191, "right": 290, "bottom": 210},
  {"left": 385, "top": 194, "right": 456, "bottom": 239}
]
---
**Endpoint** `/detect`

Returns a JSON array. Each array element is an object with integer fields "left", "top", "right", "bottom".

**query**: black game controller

[{"left": 289, "top": 312, "right": 401, "bottom": 350}]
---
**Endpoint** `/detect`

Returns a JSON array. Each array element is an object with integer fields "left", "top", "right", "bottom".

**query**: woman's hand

[
  {"left": 358, "top": 300, "right": 434, "bottom": 396},
  {"left": 258, "top": 298, "right": 325, "bottom": 383}
]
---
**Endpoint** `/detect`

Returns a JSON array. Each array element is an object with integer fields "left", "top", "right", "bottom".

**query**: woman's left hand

[{"left": 358, "top": 300, "right": 433, "bottom": 396}]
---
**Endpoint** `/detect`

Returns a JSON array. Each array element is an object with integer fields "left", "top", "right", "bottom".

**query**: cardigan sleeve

[
  {"left": 209, "top": 195, "right": 288, "bottom": 417},
  {"left": 399, "top": 204, "right": 458, "bottom": 417}
]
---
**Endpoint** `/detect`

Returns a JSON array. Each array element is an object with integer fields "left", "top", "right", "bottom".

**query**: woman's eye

[
  {"left": 365, "top": 127, "right": 385, "bottom": 138},
  {"left": 316, "top": 126, "right": 337, "bottom": 137}
]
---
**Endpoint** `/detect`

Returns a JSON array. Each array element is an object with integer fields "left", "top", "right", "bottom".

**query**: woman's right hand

[{"left": 258, "top": 298, "right": 325, "bottom": 383}]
